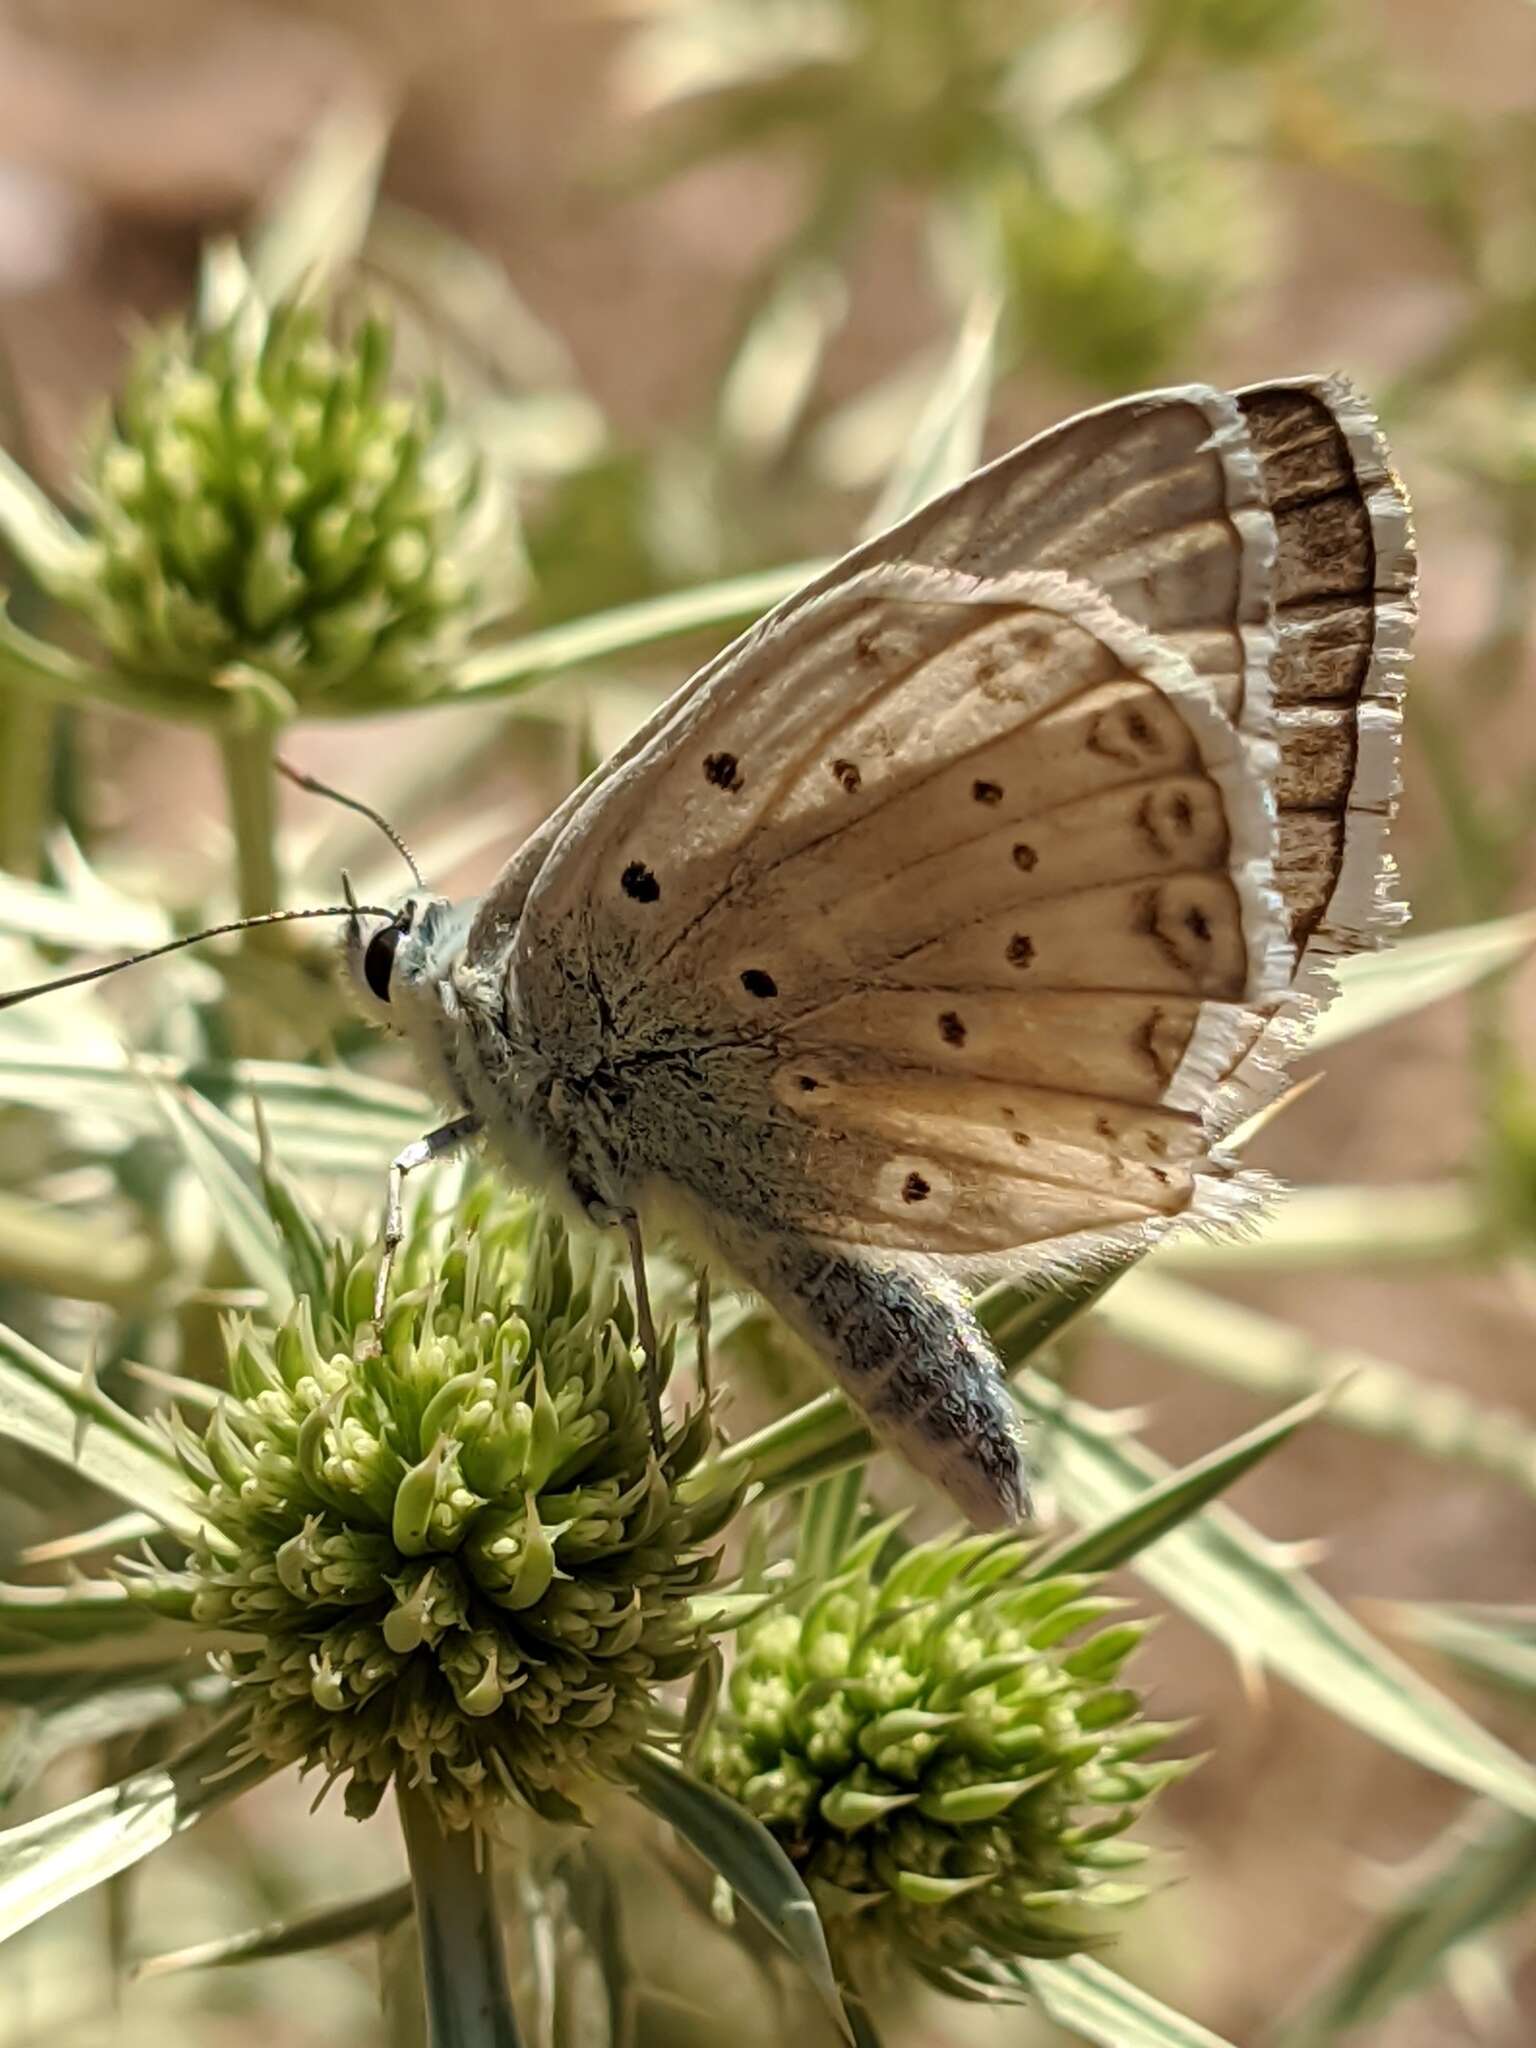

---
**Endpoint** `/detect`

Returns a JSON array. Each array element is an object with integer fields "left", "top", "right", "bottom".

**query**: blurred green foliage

[{"left": 2, "top": 1, "right": 1536, "bottom": 2044}]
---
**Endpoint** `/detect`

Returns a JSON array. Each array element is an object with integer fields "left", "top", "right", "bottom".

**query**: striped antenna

[{"left": 0, "top": 902, "right": 396, "bottom": 1011}]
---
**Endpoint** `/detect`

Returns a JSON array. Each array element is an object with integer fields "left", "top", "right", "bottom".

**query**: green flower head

[
  {"left": 164, "top": 1186, "right": 726, "bottom": 1831},
  {"left": 73, "top": 277, "right": 499, "bottom": 710},
  {"left": 698, "top": 1520, "right": 1188, "bottom": 1987}
]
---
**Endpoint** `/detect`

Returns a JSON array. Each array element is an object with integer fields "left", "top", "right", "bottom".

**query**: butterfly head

[{"left": 343, "top": 889, "right": 471, "bottom": 1026}]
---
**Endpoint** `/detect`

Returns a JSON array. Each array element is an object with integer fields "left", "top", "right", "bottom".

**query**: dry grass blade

[
  {"left": 1271, "top": 1804, "right": 1536, "bottom": 2045},
  {"left": 0, "top": 1713, "right": 274, "bottom": 1945},
  {"left": 134, "top": 1880, "right": 414, "bottom": 1980}
]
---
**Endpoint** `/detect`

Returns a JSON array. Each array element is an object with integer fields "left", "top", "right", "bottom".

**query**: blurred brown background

[{"left": 1, "top": 2, "right": 1534, "bottom": 2044}]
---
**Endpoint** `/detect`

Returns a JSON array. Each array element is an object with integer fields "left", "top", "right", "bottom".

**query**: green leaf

[
  {"left": 811, "top": 346, "right": 967, "bottom": 494},
  {"left": 0, "top": 1576, "right": 191, "bottom": 1650},
  {"left": 246, "top": 98, "right": 390, "bottom": 303},
  {"left": 1310, "top": 912, "right": 1536, "bottom": 1054},
  {"left": 135, "top": 1880, "right": 413, "bottom": 1979},
  {"left": 685, "top": 1390, "right": 870, "bottom": 1506},
  {"left": 22, "top": 1508, "right": 163, "bottom": 1566},
  {"left": 842, "top": 1982, "right": 888, "bottom": 2048},
  {"left": 1090, "top": 1271, "right": 1536, "bottom": 1497},
  {"left": 0, "top": 1589, "right": 206, "bottom": 1686},
  {"left": 251, "top": 1098, "right": 330, "bottom": 1301},
  {"left": 0, "top": 448, "right": 96, "bottom": 604},
  {"left": 719, "top": 261, "right": 847, "bottom": 465},
  {"left": 1017, "top": 1368, "right": 1536, "bottom": 1821},
  {"left": 687, "top": 1590, "right": 788, "bottom": 1634},
  {"left": 365, "top": 201, "right": 589, "bottom": 396},
  {"left": 1384, "top": 1601, "right": 1536, "bottom": 1700},
  {"left": 0, "top": 599, "right": 217, "bottom": 727},
  {"left": 195, "top": 239, "right": 264, "bottom": 343},
  {"left": 0, "top": 1187, "right": 162, "bottom": 1308},
  {"left": 0, "top": 1671, "right": 226, "bottom": 1807},
  {"left": 979, "top": 1269, "right": 1123, "bottom": 1358},
  {"left": 151, "top": 1082, "right": 295, "bottom": 1315},
  {"left": 535, "top": 1850, "right": 634, "bottom": 2048},
  {"left": 864, "top": 297, "right": 997, "bottom": 533},
  {"left": 1149, "top": 1183, "right": 1490, "bottom": 1274},
  {"left": 451, "top": 563, "right": 824, "bottom": 704},
  {"left": 397, "top": 1783, "right": 523, "bottom": 2048},
  {"left": 622, "top": 1744, "right": 851, "bottom": 2041},
  {"left": 0, "top": 1319, "right": 206, "bottom": 1546},
  {"left": 1015, "top": 1955, "right": 1240, "bottom": 2046},
  {"left": 0, "top": 1712, "right": 274, "bottom": 1945},
  {"left": 798, "top": 1468, "right": 866, "bottom": 1582},
  {"left": 1027, "top": 1391, "right": 1329, "bottom": 1580},
  {"left": 0, "top": 866, "right": 170, "bottom": 954},
  {"left": 0, "top": 1034, "right": 425, "bottom": 1175},
  {"left": 1272, "top": 1805, "right": 1536, "bottom": 2045}
]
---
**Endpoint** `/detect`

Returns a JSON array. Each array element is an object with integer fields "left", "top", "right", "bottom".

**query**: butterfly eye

[{"left": 363, "top": 923, "right": 404, "bottom": 1004}]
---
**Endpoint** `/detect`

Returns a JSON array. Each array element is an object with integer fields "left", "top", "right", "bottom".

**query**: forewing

[{"left": 468, "top": 382, "right": 1274, "bottom": 954}]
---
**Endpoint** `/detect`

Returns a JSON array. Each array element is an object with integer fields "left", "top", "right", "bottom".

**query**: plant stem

[
  {"left": 218, "top": 718, "right": 283, "bottom": 921},
  {"left": 683, "top": 1390, "right": 869, "bottom": 1506},
  {"left": 397, "top": 1783, "right": 523, "bottom": 2048},
  {"left": 452, "top": 561, "right": 822, "bottom": 701},
  {"left": 0, "top": 1187, "right": 161, "bottom": 1306},
  {"left": 0, "top": 686, "right": 56, "bottom": 876}
]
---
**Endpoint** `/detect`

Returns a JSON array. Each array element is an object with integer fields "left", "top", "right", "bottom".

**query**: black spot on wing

[
  {"left": 741, "top": 969, "right": 778, "bottom": 999},
  {"left": 621, "top": 862, "right": 660, "bottom": 903}
]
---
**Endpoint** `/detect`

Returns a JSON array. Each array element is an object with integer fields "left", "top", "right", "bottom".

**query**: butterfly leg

[
  {"left": 693, "top": 1267, "right": 712, "bottom": 1405},
  {"left": 374, "top": 1115, "right": 482, "bottom": 1322},
  {"left": 618, "top": 1213, "right": 667, "bottom": 1453}
]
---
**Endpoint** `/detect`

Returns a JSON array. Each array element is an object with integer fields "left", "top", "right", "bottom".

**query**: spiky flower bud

[
  {"left": 698, "top": 1522, "right": 1187, "bottom": 1985},
  {"left": 72, "top": 290, "right": 498, "bottom": 708},
  {"left": 163, "top": 1185, "right": 724, "bottom": 1830}
]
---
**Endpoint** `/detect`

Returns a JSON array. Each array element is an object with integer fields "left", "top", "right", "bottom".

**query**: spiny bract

[
  {"left": 73, "top": 288, "right": 498, "bottom": 707},
  {"left": 160, "top": 1185, "right": 730, "bottom": 1830},
  {"left": 698, "top": 1520, "right": 1188, "bottom": 1987}
]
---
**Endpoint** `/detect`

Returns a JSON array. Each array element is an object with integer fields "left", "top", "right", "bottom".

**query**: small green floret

[
  {"left": 165, "top": 1187, "right": 722, "bottom": 1829},
  {"left": 698, "top": 1522, "right": 1188, "bottom": 1984},
  {"left": 73, "top": 288, "right": 496, "bottom": 707}
]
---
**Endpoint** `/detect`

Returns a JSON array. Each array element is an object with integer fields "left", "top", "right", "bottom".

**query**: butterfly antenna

[
  {"left": 0, "top": 903, "right": 396, "bottom": 1012},
  {"left": 277, "top": 757, "right": 424, "bottom": 889}
]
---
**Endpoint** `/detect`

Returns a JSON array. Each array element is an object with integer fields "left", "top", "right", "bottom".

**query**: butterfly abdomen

[{"left": 724, "top": 1227, "right": 1031, "bottom": 1529}]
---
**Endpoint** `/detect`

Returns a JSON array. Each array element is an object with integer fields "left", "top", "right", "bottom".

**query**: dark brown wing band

[{"left": 1237, "top": 380, "right": 1416, "bottom": 964}]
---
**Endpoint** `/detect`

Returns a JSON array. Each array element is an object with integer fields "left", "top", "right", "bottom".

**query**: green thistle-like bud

[
  {"left": 161, "top": 1185, "right": 723, "bottom": 1830},
  {"left": 72, "top": 285, "right": 498, "bottom": 709},
  {"left": 698, "top": 1523, "right": 1188, "bottom": 1985}
]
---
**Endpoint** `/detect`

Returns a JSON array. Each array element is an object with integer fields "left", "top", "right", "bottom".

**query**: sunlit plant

[
  {"left": 74, "top": 288, "right": 498, "bottom": 716},
  {"left": 4, "top": 31, "right": 1536, "bottom": 2048},
  {"left": 153, "top": 1187, "right": 727, "bottom": 1831},
  {"left": 699, "top": 1518, "right": 1189, "bottom": 1999}
]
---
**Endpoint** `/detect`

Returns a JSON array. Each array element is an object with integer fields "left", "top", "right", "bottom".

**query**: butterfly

[{"left": 341, "top": 376, "right": 1415, "bottom": 1530}]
